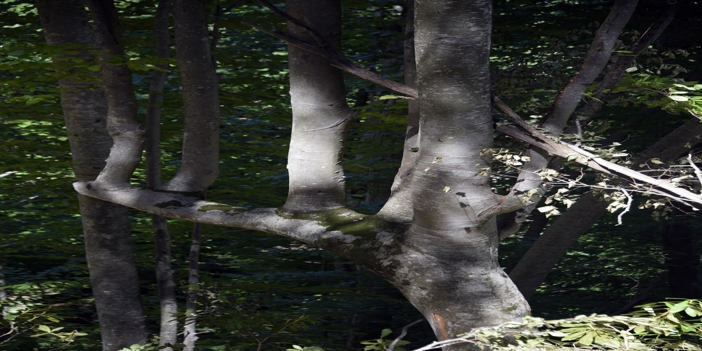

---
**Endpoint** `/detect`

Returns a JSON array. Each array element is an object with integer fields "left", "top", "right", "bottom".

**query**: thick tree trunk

[
  {"left": 392, "top": 0, "right": 529, "bottom": 341},
  {"left": 37, "top": 1, "right": 148, "bottom": 349},
  {"left": 281, "top": 0, "right": 353, "bottom": 212}
]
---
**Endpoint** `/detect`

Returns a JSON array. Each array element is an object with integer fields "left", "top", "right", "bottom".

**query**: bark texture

[
  {"left": 38, "top": 1, "right": 148, "bottom": 349},
  {"left": 282, "top": 0, "right": 353, "bottom": 212},
  {"left": 164, "top": 0, "right": 220, "bottom": 192},
  {"left": 378, "top": 1, "right": 418, "bottom": 223},
  {"left": 88, "top": 0, "right": 145, "bottom": 186},
  {"left": 145, "top": 0, "right": 178, "bottom": 348},
  {"left": 401, "top": 0, "right": 529, "bottom": 340}
]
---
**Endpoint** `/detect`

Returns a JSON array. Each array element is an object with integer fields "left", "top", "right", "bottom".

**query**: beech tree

[{"left": 35, "top": 0, "right": 702, "bottom": 349}]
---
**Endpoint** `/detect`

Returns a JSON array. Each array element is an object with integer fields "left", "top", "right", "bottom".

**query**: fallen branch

[{"left": 494, "top": 96, "right": 702, "bottom": 209}]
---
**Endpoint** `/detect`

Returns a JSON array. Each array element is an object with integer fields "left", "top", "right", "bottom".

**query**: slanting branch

[
  {"left": 544, "top": 0, "right": 639, "bottom": 134},
  {"left": 495, "top": 97, "right": 702, "bottom": 208},
  {"left": 250, "top": 1, "right": 418, "bottom": 99}
]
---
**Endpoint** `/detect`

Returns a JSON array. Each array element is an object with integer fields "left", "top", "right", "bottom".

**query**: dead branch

[{"left": 494, "top": 96, "right": 702, "bottom": 208}]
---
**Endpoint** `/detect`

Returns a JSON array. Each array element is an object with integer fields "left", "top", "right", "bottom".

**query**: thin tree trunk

[
  {"left": 88, "top": 0, "right": 145, "bottom": 186},
  {"left": 378, "top": 0, "right": 418, "bottom": 223},
  {"left": 577, "top": 3, "right": 676, "bottom": 120},
  {"left": 38, "top": 1, "right": 147, "bottom": 349},
  {"left": 183, "top": 223, "right": 202, "bottom": 351},
  {"left": 544, "top": 0, "right": 639, "bottom": 134},
  {"left": 164, "top": 0, "right": 220, "bottom": 192},
  {"left": 281, "top": 0, "right": 353, "bottom": 212},
  {"left": 146, "top": 0, "right": 177, "bottom": 348}
]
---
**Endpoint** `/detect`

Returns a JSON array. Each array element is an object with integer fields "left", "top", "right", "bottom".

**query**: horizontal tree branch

[{"left": 72, "top": 181, "right": 401, "bottom": 268}]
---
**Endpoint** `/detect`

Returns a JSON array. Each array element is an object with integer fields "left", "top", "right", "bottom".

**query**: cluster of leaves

[
  {"left": 1, "top": 279, "right": 95, "bottom": 350},
  {"left": 451, "top": 299, "right": 702, "bottom": 351},
  {"left": 278, "top": 300, "right": 702, "bottom": 351}
]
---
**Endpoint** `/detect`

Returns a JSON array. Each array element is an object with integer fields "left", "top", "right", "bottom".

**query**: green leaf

[
  {"left": 561, "top": 330, "right": 587, "bottom": 341},
  {"left": 380, "top": 328, "right": 392, "bottom": 338},
  {"left": 684, "top": 307, "right": 698, "bottom": 317},
  {"left": 37, "top": 324, "right": 52, "bottom": 333},
  {"left": 669, "top": 300, "right": 689, "bottom": 313},
  {"left": 669, "top": 95, "right": 689, "bottom": 102},
  {"left": 577, "top": 331, "right": 594, "bottom": 346}
]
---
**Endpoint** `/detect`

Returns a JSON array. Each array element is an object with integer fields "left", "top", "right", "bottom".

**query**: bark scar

[{"left": 431, "top": 312, "right": 449, "bottom": 340}]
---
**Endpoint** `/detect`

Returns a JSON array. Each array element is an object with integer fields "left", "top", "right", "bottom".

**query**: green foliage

[{"left": 444, "top": 299, "right": 702, "bottom": 350}]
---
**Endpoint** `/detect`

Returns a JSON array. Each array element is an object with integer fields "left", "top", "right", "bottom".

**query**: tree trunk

[
  {"left": 164, "top": 0, "right": 220, "bottom": 192},
  {"left": 183, "top": 223, "right": 202, "bottom": 351},
  {"left": 378, "top": 1, "right": 418, "bottom": 223},
  {"left": 282, "top": 0, "right": 353, "bottom": 212},
  {"left": 145, "top": 0, "right": 178, "bottom": 348},
  {"left": 37, "top": 1, "right": 148, "bottom": 349},
  {"left": 392, "top": 0, "right": 529, "bottom": 341}
]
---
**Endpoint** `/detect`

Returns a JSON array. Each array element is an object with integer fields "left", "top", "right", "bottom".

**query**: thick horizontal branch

[
  {"left": 494, "top": 96, "right": 702, "bottom": 208},
  {"left": 72, "top": 181, "right": 398, "bottom": 258}
]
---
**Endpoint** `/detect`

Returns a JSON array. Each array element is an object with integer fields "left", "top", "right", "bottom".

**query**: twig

[
  {"left": 616, "top": 188, "right": 632, "bottom": 226},
  {"left": 388, "top": 319, "right": 424, "bottom": 351},
  {"left": 687, "top": 154, "right": 702, "bottom": 193},
  {"left": 246, "top": 7, "right": 418, "bottom": 99}
]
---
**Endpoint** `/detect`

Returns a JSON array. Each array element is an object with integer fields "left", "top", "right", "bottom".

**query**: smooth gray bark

[
  {"left": 164, "top": 0, "right": 220, "bottom": 192},
  {"left": 183, "top": 223, "right": 202, "bottom": 351},
  {"left": 88, "top": 0, "right": 145, "bottom": 186},
  {"left": 282, "top": 0, "right": 353, "bottom": 212},
  {"left": 38, "top": 1, "right": 148, "bottom": 349},
  {"left": 145, "top": 0, "right": 178, "bottom": 348},
  {"left": 378, "top": 1, "right": 418, "bottom": 223},
  {"left": 399, "top": 0, "right": 529, "bottom": 341}
]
